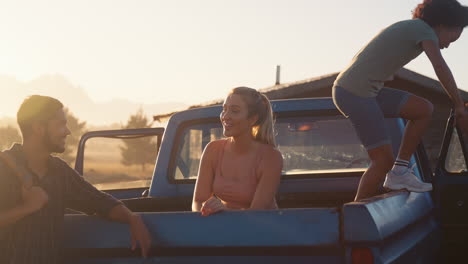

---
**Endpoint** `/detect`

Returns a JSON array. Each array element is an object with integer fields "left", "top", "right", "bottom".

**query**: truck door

[
  {"left": 74, "top": 128, "right": 164, "bottom": 200},
  {"left": 433, "top": 110, "right": 468, "bottom": 254}
]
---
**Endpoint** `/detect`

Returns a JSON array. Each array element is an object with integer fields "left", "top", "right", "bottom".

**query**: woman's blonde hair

[{"left": 229, "top": 87, "right": 276, "bottom": 146}]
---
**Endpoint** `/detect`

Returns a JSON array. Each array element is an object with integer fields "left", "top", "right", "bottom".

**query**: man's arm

[
  {"left": 62, "top": 162, "right": 151, "bottom": 257},
  {"left": 0, "top": 186, "right": 48, "bottom": 228},
  {"left": 0, "top": 206, "right": 29, "bottom": 228},
  {"left": 107, "top": 205, "right": 152, "bottom": 257},
  {"left": 0, "top": 158, "right": 49, "bottom": 229},
  {"left": 0, "top": 198, "right": 35, "bottom": 228}
]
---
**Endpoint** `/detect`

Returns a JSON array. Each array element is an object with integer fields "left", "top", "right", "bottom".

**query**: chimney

[{"left": 275, "top": 65, "right": 281, "bottom": 85}]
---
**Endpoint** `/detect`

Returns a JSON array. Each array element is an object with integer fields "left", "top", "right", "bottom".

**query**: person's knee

[
  {"left": 402, "top": 96, "right": 434, "bottom": 121},
  {"left": 420, "top": 98, "right": 434, "bottom": 119}
]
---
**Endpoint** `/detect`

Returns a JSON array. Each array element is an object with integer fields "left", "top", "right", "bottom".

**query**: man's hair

[
  {"left": 413, "top": 0, "right": 468, "bottom": 28},
  {"left": 17, "top": 95, "right": 63, "bottom": 137}
]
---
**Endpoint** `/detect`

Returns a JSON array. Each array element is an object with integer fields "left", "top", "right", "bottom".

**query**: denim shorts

[{"left": 332, "top": 85, "right": 410, "bottom": 150}]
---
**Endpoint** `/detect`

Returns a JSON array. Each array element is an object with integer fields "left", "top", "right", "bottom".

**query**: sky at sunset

[{"left": 1, "top": 0, "right": 468, "bottom": 111}]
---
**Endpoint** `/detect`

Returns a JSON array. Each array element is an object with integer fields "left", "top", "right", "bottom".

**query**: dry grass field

[{"left": 80, "top": 136, "right": 157, "bottom": 190}]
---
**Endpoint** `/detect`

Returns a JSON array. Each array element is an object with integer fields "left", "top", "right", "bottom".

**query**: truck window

[
  {"left": 174, "top": 124, "right": 223, "bottom": 180},
  {"left": 445, "top": 128, "right": 467, "bottom": 173},
  {"left": 82, "top": 135, "right": 159, "bottom": 190},
  {"left": 173, "top": 115, "right": 369, "bottom": 180}
]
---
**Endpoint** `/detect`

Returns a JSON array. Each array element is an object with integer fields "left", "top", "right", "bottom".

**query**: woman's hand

[
  {"left": 455, "top": 105, "right": 468, "bottom": 135},
  {"left": 200, "top": 196, "right": 225, "bottom": 216}
]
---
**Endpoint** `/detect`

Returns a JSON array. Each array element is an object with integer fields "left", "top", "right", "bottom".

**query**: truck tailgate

[{"left": 64, "top": 208, "right": 343, "bottom": 263}]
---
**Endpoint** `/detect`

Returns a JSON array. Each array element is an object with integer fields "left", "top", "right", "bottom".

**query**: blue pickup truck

[{"left": 64, "top": 97, "right": 467, "bottom": 263}]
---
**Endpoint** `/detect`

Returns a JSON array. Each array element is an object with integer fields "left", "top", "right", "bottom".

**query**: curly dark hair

[{"left": 413, "top": 0, "right": 468, "bottom": 28}]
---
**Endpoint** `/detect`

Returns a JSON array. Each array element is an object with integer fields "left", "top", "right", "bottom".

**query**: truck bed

[{"left": 118, "top": 190, "right": 356, "bottom": 213}]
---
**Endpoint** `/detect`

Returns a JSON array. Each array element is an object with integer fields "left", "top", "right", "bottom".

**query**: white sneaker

[{"left": 383, "top": 164, "right": 432, "bottom": 192}]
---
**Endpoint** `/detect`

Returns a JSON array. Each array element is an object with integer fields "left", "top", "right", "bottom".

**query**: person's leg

[
  {"left": 355, "top": 144, "right": 394, "bottom": 201},
  {"left": 396, "top": 95, "right": 434, "bottom": 161},
  {"left": 376, "top": 88, "right": 433, "bottom": 192},
  {"left": 333, "top": 86, "right": 394, "bottom": 200}
]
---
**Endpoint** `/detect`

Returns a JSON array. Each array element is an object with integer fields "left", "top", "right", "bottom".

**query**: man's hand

[
  {"left": 129, "top": 214, "right": 152, "bottom": 258},
  {"left": 0, "top": 186, "right": 48, "bottom": 229},
  {"left": 200, "top": 196, "right": 225, "bottom": 216},
  {"left": 21, "top": 186, "right": 49, "bottom": 213},
  {"left": 107, "top": 205, "right": 152, "bottom": 258}
]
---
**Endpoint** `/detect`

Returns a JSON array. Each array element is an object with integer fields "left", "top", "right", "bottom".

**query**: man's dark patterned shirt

[{"left": 0, "top": 144, "right": 121, "bottom": 264}]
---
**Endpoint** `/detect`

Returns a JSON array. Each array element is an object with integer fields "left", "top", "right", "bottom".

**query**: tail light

[{"left": 352, "top": 247, "right": 374, "bottom": 264}]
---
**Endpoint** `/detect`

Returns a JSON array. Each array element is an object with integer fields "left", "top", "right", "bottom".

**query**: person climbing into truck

[{"left": 332, "top": 0, "right": 468, "bottom": 200}]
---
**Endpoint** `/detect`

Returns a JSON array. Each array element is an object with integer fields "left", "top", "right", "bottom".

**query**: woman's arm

[
  {"left": 422, "top": 40, "right": 464, "bottom": 109},
  {"left": 192, "top": 141, "right": 217, "bottom": 212},
  {"left": 422, "top": 40, "right": 468, "bottom": 133},
  {"left": 249, "top": 148, "right": 283, "bottom": 210}
]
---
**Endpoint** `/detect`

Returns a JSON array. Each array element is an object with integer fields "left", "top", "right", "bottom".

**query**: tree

[
  {"left": 57, "top": 108, "right": 87, "bottom": 164},
  {"left": 0, "top": 109, "right": 85, "bottom": 163},
  {"left": 0, "top": 126, "right": 21, "bottom": 150},
  {"left": 120, "top": 109, "right": 157, "bottom": 171}
]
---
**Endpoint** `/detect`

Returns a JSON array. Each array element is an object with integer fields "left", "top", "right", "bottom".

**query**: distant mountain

[{"left": 0, "top": 74, "right": 187, "bottom": 126}]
